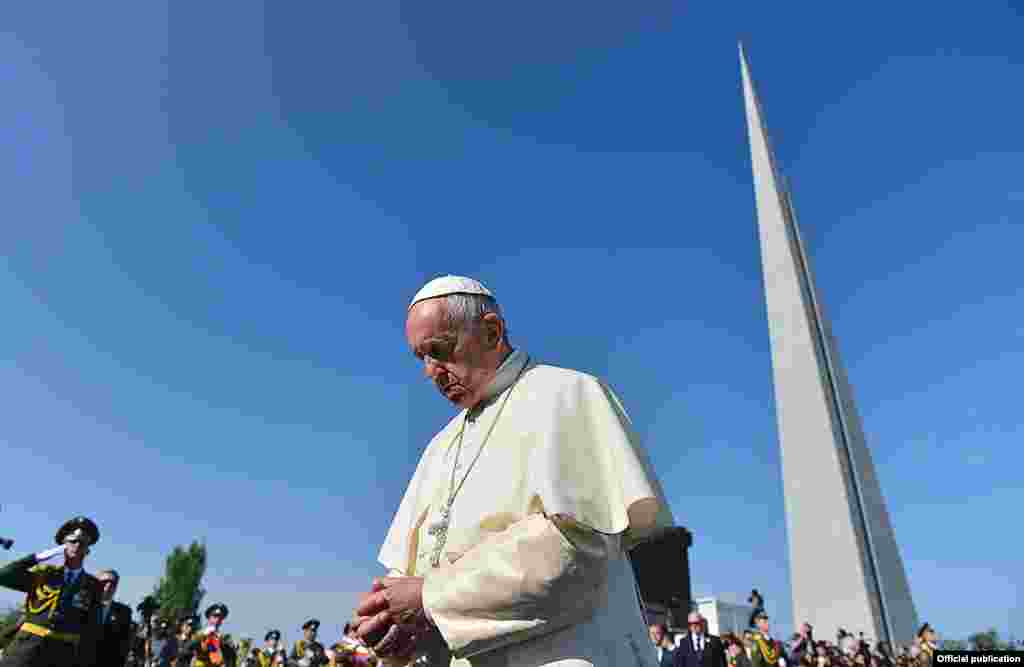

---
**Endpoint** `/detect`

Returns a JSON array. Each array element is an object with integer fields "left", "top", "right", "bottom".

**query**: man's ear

[{"left": 482, "top": 313, "right": 504, "bottom": 347}]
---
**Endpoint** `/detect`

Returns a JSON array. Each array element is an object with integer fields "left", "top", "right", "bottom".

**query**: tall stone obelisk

[{"left": 738, "top": 44, "right": 919, "bottom": 646}]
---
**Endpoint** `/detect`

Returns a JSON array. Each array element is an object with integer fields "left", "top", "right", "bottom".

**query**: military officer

[
  {"left": 0, "top": 516, "right": 102, "bottom": 667},
  {"left": 750, "top": 612, "right": 785, "bottom": 667},
  {"left": 292, "top": 619, "right": 327, "bottom": 666},
  {"left": 259, "top": 630, "right": 281, "bottom": 667},
  {"left": 915, "top": 624, "right": 936, "bottom": 667},
  {"left": 188, "top": 603, "right": 236, "bottom": 667}
]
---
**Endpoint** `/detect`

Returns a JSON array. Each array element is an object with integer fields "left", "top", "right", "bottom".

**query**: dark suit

[
  {"left": 674, "top": 633, "right": 728, "bottom": 667},
  {"left": 656, "top": 645, "right": 677, "bottom": 667},
  {"left": 81, "top": 600, "right": 133, "bottom": 667}
]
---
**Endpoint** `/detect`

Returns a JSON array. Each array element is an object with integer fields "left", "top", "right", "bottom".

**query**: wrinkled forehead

[{"left": 405, "top": 299, "right": 450, "bottom": 346}]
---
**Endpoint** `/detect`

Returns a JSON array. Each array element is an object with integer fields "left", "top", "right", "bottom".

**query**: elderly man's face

[
  {"left": 407, "top": 299, "right": 503, "bottom": 409},
  {"left": 650, "top": 625, "right": 666, "bottom": 645},
  {"left": 97, "top": 574, "right": 118, "bottom": 601},
  {"left": 688, "top": 613, "right": 704, "bottom": 634}
]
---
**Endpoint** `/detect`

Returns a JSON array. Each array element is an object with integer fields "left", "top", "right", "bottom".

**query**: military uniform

[
  {"left": 258, "top": 630, "right": 281, "bottom": 667},
  {"left": 0, "top": 517, "right": 102, "bottom": 667},
  {"left": 915, "top": 624, "right": 935, "bottom": 667},
  {"left": 749, "top": 613, "right": 783, "bottom": 667},
  {"left": 188, "top": 604, "right": 237, "bottom": 667},
  {"left": 328, "top": 637, "right": 378, "bottom": 667},
  {"left": 292, "top": 619, "right": 327, "bottom": 667}
]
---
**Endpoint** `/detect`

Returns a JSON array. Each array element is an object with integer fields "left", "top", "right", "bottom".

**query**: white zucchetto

[{"left": 409, "top": 275, "right": 493, "bottom": 311}]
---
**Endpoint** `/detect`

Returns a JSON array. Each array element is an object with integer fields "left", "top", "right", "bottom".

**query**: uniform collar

[{"left": 469, "top": 349, "right": 528, "bottom": 416}]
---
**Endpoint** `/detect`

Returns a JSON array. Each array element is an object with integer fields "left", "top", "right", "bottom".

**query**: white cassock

[{"left": 378, "top": 350, "right": 675, "bottom": 667}]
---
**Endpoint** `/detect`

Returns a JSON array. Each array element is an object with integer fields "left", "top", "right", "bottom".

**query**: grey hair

[{"left": 443, "top": 293, "right": 508, "bottom": 338}]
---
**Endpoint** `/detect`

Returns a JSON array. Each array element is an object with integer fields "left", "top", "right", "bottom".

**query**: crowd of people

[
  {"left": 0, "top": 516, "right": 382, "bottom": 666},
  {"left": 648, "top": 610, "right": 944, "bottom": 667},
  {"left": 123, "top": 613, "right": 379, "bottom": 666}
]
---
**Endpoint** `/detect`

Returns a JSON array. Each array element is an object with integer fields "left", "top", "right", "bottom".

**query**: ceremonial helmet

[
  {"left": 302, "top": 618, "right": 320, "bottom": 632},
  {"left": 917, "top": 623, "right": 932, "bottom": 639},
  {"left": 205, "top": 603, "right": 229, "bottom": 619},
  {"left": 55, "top": 516, "right": 100, "bottom": 546},
  {"left": 266, "top": 629, "right": 281, "bottom": 642}
]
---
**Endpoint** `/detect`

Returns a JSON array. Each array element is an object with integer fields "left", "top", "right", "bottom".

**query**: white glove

[{"left": 35, "top": 546, "right": 64, "bottom": 561}]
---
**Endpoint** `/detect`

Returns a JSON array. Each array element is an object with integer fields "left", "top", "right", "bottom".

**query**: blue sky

[{"left": 2, "top": 0, "right": 1021, "bottom": 646}]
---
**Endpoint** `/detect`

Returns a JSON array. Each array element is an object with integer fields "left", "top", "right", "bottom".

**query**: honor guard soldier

[
  {"left": 188, "top": 603, "right": 237, "bottom": 667},
  {"left": 259, "top": 630, "right": 281, "bottom": 667},
  {"left": 292, "top": 619, "right": 327, "bottom": 666},
  {"left": 0, "top": 516, "right": 102, "bottom": 667},
  {"left": 750, "top": 611, "right": 785, "bottom": 667},
  {"left": 915, "top": 624, "right": 936, "bottom": 667}
]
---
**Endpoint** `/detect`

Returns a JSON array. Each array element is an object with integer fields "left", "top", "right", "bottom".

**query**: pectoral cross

[{"left": 426, "top": 505, "right": 450, "bottom": 568}]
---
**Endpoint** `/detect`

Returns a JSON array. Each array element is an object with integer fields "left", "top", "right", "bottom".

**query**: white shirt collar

[
  {"left": 468, "top": 349, "right": 529, "bottom": 416},
  {"left": 484, "top": 349, "right": 528, "bottom": 401}
]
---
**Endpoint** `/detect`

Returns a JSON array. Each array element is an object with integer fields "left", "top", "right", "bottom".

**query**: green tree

[
  {"left": 0, "top": 604, "right": 23, "bottom": 652},
  {"left": 941, "top": 640, "right": 965, "bottom": 650},
  {"left": 968, "top": 628, "right": 1006, "bottom": 651},
  {"left": 152, "top": 540, "right": 208, "bottom": 623}
]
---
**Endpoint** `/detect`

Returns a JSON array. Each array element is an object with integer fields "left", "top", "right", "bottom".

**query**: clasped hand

[{"left": 352, "top": 577, "right": 431, "bottom": 658}]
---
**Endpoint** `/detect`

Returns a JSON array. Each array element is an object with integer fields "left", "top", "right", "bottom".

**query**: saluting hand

[{"left": 35, "top": 546, "right": 64, "bottom": 562}]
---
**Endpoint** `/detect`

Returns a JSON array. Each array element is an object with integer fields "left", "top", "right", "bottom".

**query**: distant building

[{"left": 695, "top": 597, "right": 754, "bottom": 637}]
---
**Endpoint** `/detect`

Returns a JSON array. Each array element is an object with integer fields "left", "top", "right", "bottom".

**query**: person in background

[
  {"left": 173, "top": 617, "right": 196, "bottom": 667},
  {"left": 808, "top": 641, "right": 830, "bottom": 667},
  {"left": 83, "top": 568, "right": 134, "bottom": 666},
  {"left": 749, "top": 611, "right": 785, "bottom": 667},
  {"left": 915, "top": 624, "right": 937, "bottom": 667},
  {"left": 330, "top": 623, "right": 377, "bottom": 667},
  {"left": 674, "top": 612, "right": 728, "bottom": 667},
  {"left": 260, "top": 630, "right": 282, "bottom": 667},
  {"left": 146, "top": 619, "right": 178, "bottom": 667},
  {"left": 747, "top": 591, "right": 765, "bottom": 629},
  {"left": 187, "top": 603, "right": 236, "bottom": 667},
  {"left": 292, "top": 618, "right": 327, "bottom": 666},
  {"left": 724, "top": 634, "right": 752, "bottom": 667},
  {"left": 650, "top": 624, "right": 676, "bottom": 667},
  {"left": 237, "top": 638, "right": 252, "bottom": 665},
  {"left": 789, "top": 624, "right": 814, "bottom": 667}
]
